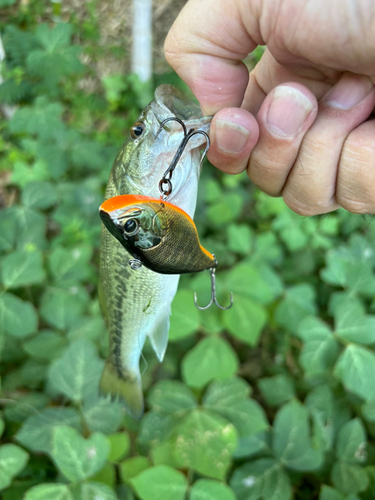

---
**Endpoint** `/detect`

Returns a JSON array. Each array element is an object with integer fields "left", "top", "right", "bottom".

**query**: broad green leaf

[
  {"left": 223, "top": 295, "right": 267, "bottom": 345},
  {"left": 40, "top": 287, "right": 87, "bottom": 330},
  {"left": 0, "top": 444, "right": 29, "bottom": 491},
  {"left": 169, "top": 289, "right": 200, "bottom": 340},
  {"left": 319, "top": 485, "right": 345, "bottom": 500},
  {"left": 226, "top": 223, "right": 253, "bottom": 255},
  {"left": 297, "top": 316, "right": 333, "bottom": 341},
  {"left": 137, "top": 411, "right": 181, "bottom": 450},
  {"left": 10, "top": 97, "right": 64, "bottom": 140},
  {"left": 35, "top": 22, "right": 72, "bottom": 50},
  {"left": 49, "top": 339, "right": 103, "bottom": 401},
  {"left": 230, "top": 458, "right": 292, "bottom": 500},
  {"left": 131, "top": 465, "right": 188, "bottom": 500},
  {"left": 23, "top": 330, "right": 67, "bottom": 360},
  {"left": 226, "top": 263, "right": 283, "bottom": 305},
  {"left": 190, "top": 479, "right": 236, "bottom": 500},
  {"left": 21, "top": 181, "right": 57, "bottom": 209},
  {"left": 335, "top": 419, "right": 367, "bottom": 464},
  {"left": 273, "top": 210, "right": 315, "bottom": 251},
  {"left": 147, "top": 380, "right": 197, "bottom": 414},
  {"left": 48, "top": 244, "right": 92, "bottom": 286},
  {"left": 173, "top": 409, "right": 238, "bottom": 480},
  {"left": 258, "top": 375, "right": 295, "bottom": 407},
  {"left": 90, "top": 463, "right": 116, "bottom": 488},
  {"left": 274, "top": 283, "right": 317, "bottom": 333},
  {"left": 234, "top": 431, "right": 269, "bottom": 459},
  {"left": 335, "top": 299, "right": 375, "bottom": 345},
  {"left": 82, "top": 392, "right": 123, "bottom": 434},
  {"left": 108, "top": 432, "right": 130, "bottom": 462},
  {"left": 0, "top": 418, "right": 4, "bottom": 438},
  {"left": 3, "top": 392, "right": 49, "bottom": 424},
  {"left": 362, "top": 400, "right": 375, "bottom": 422},
  {"left": 52, "top": 425, "right": 110, "bottom": 482},
  {"left": 16, "top": 407, "right": 81, "bottom": 454},
  {"left": 203, "top": 377, "right": 268, "bottom": 437},
  {"left": 206, "top": 193, "right": 243, "bottom": 226},
  {"left": 0, "top": 293, "right": 38, "bottom": 337},
  {"left": 182, "top": 336, "right": 239, "bottom": 389},
  {"left": 331, "top": 462, "right": 369, "bottom": 495},
  {"left": 0, "top": 207, "right": 18, "bottom": 251},
  {"left": 12, "top": 206, "right": 47, "bottom": 250},
  {"left": 1, "top": 248, "right": 45, "bottom": 288},
  {"left": 80, "top": 482, "right": 117, "bottom": 500},
  {"left": 334, "top": 345, "right": 375, "bottom": 401},
  {"left": 23, "top": 484, "right": 73, "bottom": 500},
  {"left": 273, "top": 400, "right": 324, "bottom": 471},
  {"left": 120, "top": 457, "right": 149, "bottom": 483}
]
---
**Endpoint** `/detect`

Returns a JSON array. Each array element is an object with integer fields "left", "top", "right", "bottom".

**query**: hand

[{"left": 165, "top": 0, "right": 375, "bottom": 215}]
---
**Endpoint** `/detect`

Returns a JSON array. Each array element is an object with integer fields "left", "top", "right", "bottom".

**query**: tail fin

[{"left": 99, "top": 360, "right": 144, "bottom": 419}]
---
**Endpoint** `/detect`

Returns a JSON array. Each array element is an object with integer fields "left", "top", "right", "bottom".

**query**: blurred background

[{"left": 1, "top": 2, "right": 375, "bottom": 500}]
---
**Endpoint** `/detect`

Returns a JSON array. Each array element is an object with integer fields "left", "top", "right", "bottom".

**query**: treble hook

[
  {"left": 194, "top": 266, "right": 234, "bottom": 310},
  {"left": 156, "top": 117, "right": 210, "bottom": 197}
]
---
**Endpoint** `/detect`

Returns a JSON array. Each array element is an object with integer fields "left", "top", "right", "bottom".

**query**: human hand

[{"left": 165, "top": 0, "right": 375, "bottom": 215}]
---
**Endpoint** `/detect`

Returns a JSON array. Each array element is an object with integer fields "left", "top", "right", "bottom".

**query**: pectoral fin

[{"left": 149, "top": 312, "right": 170, "bottom": 362}]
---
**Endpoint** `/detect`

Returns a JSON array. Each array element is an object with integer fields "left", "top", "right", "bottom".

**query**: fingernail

[
  {"left": 215, "top": 119, "right": 250, "bottom": 154},
  {"left": 324, "top": 73, "right": 373, "bottom": 110},
  {"left": 267, "top": 86, "right": 314, "bottom": 137}
]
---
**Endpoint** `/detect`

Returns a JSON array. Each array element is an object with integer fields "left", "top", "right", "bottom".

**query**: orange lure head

[{"left": 99, "top": 195, "right": 215, "bottom": 275}]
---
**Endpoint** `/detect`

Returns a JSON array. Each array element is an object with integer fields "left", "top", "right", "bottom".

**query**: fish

[
  {"left": 99, "top": 194, "right": 216, "bottom": 274},
  {"left": 99, "top": 85, "right": 211, "bottom": 418}
]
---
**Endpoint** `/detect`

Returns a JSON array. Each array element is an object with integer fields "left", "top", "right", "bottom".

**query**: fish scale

[{"left": 99, "top": 85, "right": 211, "bottom": 418}]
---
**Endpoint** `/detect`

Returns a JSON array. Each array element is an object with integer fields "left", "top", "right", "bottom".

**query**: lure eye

[
  {"left": 124, "top": 218, "right": 139, "bottom": 236},
  {"left": 130, "top": 121, "right": 145, "bottom": 140}
]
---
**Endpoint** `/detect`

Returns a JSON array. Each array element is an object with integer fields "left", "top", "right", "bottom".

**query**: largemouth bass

[{"left": 99, "top": 85, "right": 211, "bottom": 418}]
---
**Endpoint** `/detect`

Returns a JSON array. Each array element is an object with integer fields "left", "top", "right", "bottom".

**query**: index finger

[{"left": 164, "top": 0, "right": 261, "bottom": 115}]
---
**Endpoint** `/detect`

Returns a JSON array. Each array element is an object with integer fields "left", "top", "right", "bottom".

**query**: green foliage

[{"left": 1, "top": 9, "right": 375, "bottom": 500}]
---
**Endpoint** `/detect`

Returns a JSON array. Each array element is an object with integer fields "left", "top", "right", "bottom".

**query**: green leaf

[
  {"left": 173, "top": 409, "right": 238, "bottom": 480},
  {"left": 258, "top": 375, "right": 295, "bottom": 407},
  {"left": 275, "top": 283, "right": 317, "bottom": 333},
  {"left": 10, "top": 97, "right": 64, "bottom": 140},
  {"left": 13, "top": 206, "right": 47, "bottom": 250},
  {"left": 362, "top": 400, "right": 375, "bottom": 422},
  {"left": 48, "top": 339, "right": 103, "bottom": 401},
  {"left": 107, "top": 432, "right": 130, "bottom": 462},
  {"left": 0, "top": 207, "right": 18, "bottom": 252},
  {"left": 131, "top": 465, "right": 188, "bottom": 500},
  {"left": 230, "top": 458, "right": 292, "bottom": 500},
  {"left": 0, "top": 293, "right": 38, "bottom": 337},
  {"left": 223, "top": 295, "right": 267, "bottom": 345},
  {"left": 137, "top": 411, "right": 180, "bottom": 450},
  {"left": 190, "top": 479, "right": 236, "bottom": 500},
  {"left": 334, "top": 344, "right": 375, "bottom": 401},
  {"left": 23, "top": 484, "right": 73, "bottom": 500},
  {"left": 169, "top": 289, "right": 200, "bottom": 340},
  {"left": 226, "top": 263, "right": 283, "bottom": 305},
  {"left": 1, "top": 248, "right": 45, "bottom": 288},
  {"left": 206, "top": 193, "right": 243, "bottom": 226},
  {"left": 147, "top": 380, "right": 197, "bottom": 414},
  {"left": 3, "top": 392, "right": 49, "bottom": 424},
  {"left": 226, "top": 223, "right": 253, "bottom": 255},
  {"left": 52, "top": 425, "right": 110, "bottom": 482},
  {"left": 16, "top": 407, "right": 81, "bottom": 454},
  {"left": 120, "top": 457, "right": 149, "bottom": 484},
  {"left": 40, "top": 287, "right": 86, "bottom": 330},
  {"left": 319, "top": 485, "right": 345, "bottom": 500},
  {"left": 182, "top": 336, "right": 239, "bottom": 389},
  {"left": 23, "top": 330, "right": 67, "bottom": 360},
  {"left": 335, "top": 419, "right": 367, "bottom": 464},
  {"left": 48, "top": 244, "right": 92, "bottom": 286},
  {"left": 331, "top": 462, "right": 369, "bottom": 495},
  {"left": 273, "top": 400, "right": 324, "bottom": 471},
  {"left": 0, "top": 418, "right": 4, "bottom": 438},
  {"left": 21, "top": 181, "right": 57, "bottom": 209},
  {"left": 80, "top": 482, "right": 117, "bottom": 500},
  {"left": 203, "top": 377, "right": 268, "bottom": 437},
  {"left": 0, "top": 444, "right": 29, "bottom": 491},
  {"left": 334, "top": 297, "right": 375, "bottom": 345},
  {"left": 82, "top": 392, "right": 123, "bottom": 434}
]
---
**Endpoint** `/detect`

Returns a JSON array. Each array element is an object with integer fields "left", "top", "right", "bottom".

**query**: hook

[
  {"left": 156, "top": 117, "right": 210, "bottom": 197},
  {"left": 194, "top": 266, "right": 233, "bottom": 310}
]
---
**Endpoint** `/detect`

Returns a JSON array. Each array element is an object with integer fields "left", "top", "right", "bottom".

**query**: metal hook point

[{"left": 194, "top": 266, "right": 233, "bottom": 310}]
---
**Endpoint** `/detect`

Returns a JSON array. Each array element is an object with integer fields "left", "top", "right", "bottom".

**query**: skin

[{"left": 164, "top": 0, "right": 375, "bottom": 216}]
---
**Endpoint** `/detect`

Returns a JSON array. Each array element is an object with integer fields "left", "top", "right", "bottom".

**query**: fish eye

[
  {"left": 130, "top": 121, "right": 145, "bottom": 140},
  {"left": 124, "top": 218, "right": 139, "bottom": 236}
]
